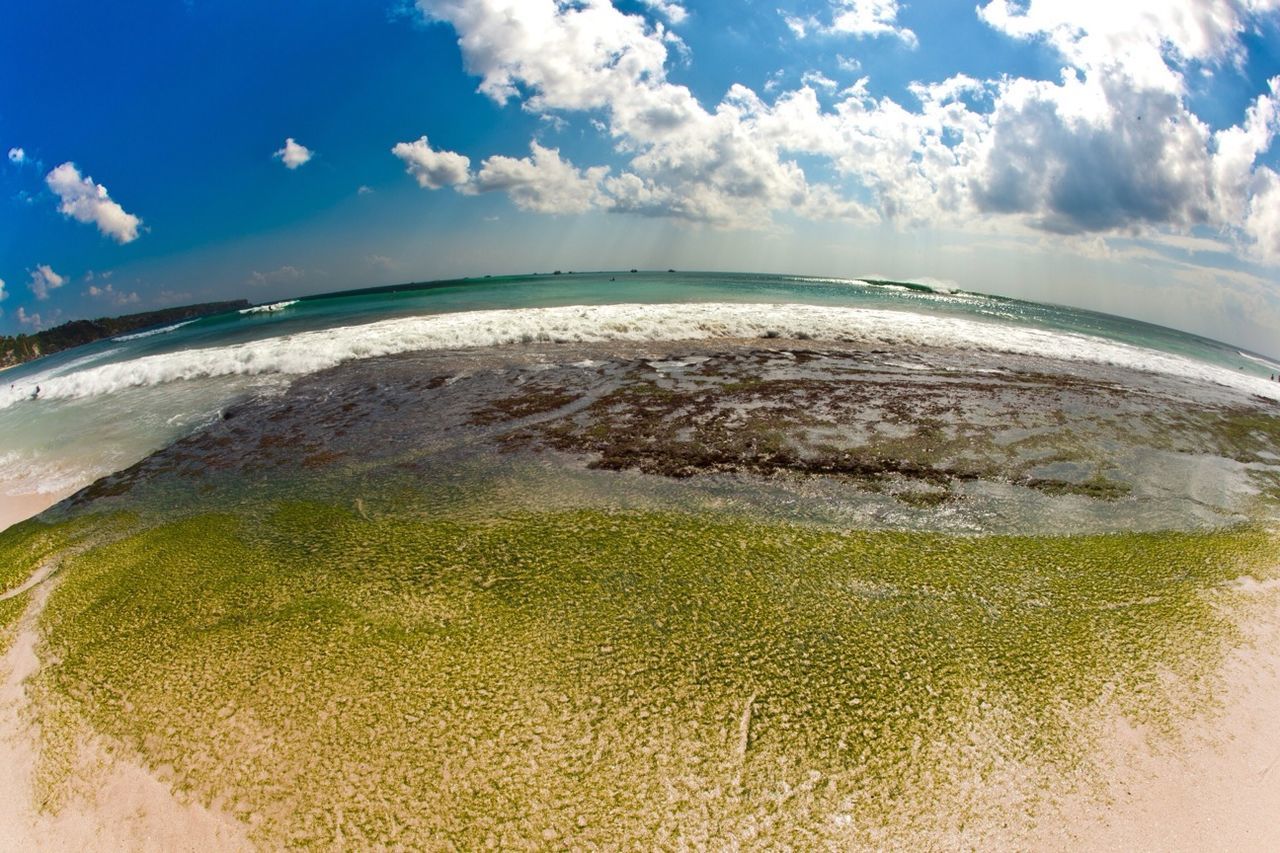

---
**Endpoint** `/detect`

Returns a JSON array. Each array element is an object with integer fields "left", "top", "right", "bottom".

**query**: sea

[{"left": 2, "top": 270, "right": 1279, "bottom": 505}]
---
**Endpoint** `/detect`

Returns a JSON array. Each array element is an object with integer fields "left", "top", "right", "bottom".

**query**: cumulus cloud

[
  {"left": 415, "top": 0, "right": 1280, "bottom": 259},
  {"left": 977, "top": 0, "right": 1273, "bottom": 94},
  {"left": 640, "top": 0, "right": 687, "bottom": 23},
  {"left": 470, "top": 142, "right": 608, "bottom": 214},
  {"left": 7, "top": 147, "right": 25, "bottom": 164},
  {"left": 16, "top": 307, "right": 42, "bottom": 329},
  {"left": 783, "top": 1, "right": 916, "bottom": 45},
  {"left": 801, "top": 71, "right": 839, "bottom": 92},
  {"left": 274, "top": 138, "right": 313, "bottom": 169},
  {"left": 391, "top": 136, "right": 472, "bottom": 189},
  {"left": 827, "top": 0, "right": 917, "bottom": 45},
  {"left": 45, "top": 163, "right": 142, "bottom": 244},
  {"left": 86, "top": 282, "right": 140, "bottom": 306},
  {"left": 0, "top": 278, "right": 7, "bottom": 303},
  {"left": 248, "top": 265, "right": 305, "bottom": 285},
  {"left": 966, "top": 74, "right": 1216, "bottom": 234},
  {"left": 782, "top": 14, "right": 815, "bottom": 38},
  {"left": 29, "top": 265, "right": 65, "bottom": 301},
  {"left": 1243, "top": 168, "right": 1280, "bottom": 263}
]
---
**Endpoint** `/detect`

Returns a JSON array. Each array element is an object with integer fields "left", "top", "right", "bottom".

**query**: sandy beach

[
  {"left": 2, "top": 341, "right": 1278, "bottom": 848},
  {"left": 0, "top": 492, "right": 61, "bottom": 535},
  {"left": 1, "top": 564, "right": 1276, "bottom": 850},
  {"left": 1063, "top": 599, "right": 1280, "bottom": 851}
]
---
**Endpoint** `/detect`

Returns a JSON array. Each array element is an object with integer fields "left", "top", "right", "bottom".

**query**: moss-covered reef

[
  {"left": 0, "top": 514, "right": 115, "bottom": 645},
  {"left": 0, "top": 594, "right": 26, "bottom": 650},
  {"left": 0, "top": 516, "right": 95, "bottom": 595},
  {"left": 31, "top": 504, "right": 1277, "bottom": 848},
  {"left": 63, "top": 344, "right": 1280, "bottom": 534}
]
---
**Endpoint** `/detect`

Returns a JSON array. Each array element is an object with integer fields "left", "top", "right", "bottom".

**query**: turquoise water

[
  {"left": 1, "top": 271, "right": 1277, "bottom": 502},
  {"left": 7, "top": 271, "right": 1277, "bottom": 381}
]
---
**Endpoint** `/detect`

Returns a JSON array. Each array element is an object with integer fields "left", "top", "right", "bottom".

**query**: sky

[{"left": 3, "top": 1, "right": 1280, "bottom": 353}]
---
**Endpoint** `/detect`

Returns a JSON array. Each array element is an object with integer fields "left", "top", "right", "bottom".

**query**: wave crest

[
  {"left": 239, "top": 300, "right": 299, "bottom": 315},
  {"left": 1, "top": 303, "right": 1275, "bottom": 410}
]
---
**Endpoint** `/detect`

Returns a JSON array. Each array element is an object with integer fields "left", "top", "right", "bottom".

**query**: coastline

[
  {"left": 1, "top": 338, "right": 1278, "bottom": 848},
  {"left": 0, "top": 492, "right": 62, "bottom": 534}
]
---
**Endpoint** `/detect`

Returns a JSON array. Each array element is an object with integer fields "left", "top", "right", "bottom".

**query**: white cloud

[
  {"left": 86, "top": 282, "right": 141, "bottom": 306},
  {"left": 156, "top": 289, "right": 193, "bottom": 306},
  {"left": 1243, "top": 167, "right": 1280, "bottom": 263},
  {"left": 29, "top": 265, "right": 65, "bottom": 301},
  {"left": 45, "top": 162, "right": 142, "bottom": 244},
  {"left": 416, "top": 0, "right": 1280, "bottom": 261},
  {"left": 274, "top": 138, "right": 313, "bottom": 169},
  {"left": 801, "top": 71, "right": 839, "bottom": 92},
  {"left": 7, "top": 147, "right": 25, "bottom": 164},
  {"left": 640, "top": 0, "right": 687, "bottom": 24},
  {"left": 358, "top": 184, "right": 375, "bottom": 195},
  {"left": 16, "top": 307, "right": 42, "bottom": 329},
  {"left": 367, "top": 254, "right": 398, "bottom": 271},
  {"left": 836, "top": 54, "right": 861, "bottom": 73},
  {"left": 827, "top": 0, "right": 917, "bottom": 46},
  {"left": 0, "top": 278, "right": 6, "bottom": 303},
  {"left": 783, "top": 1, "right": 916, "bottom": 45},
  {"left": 248, "top": 265, "right": 305, "bottom": 285},
  {"left": 977, "top": 0, "right": 1278, "bottom": 94},
  {"left": 782, "top": 14, "right": 815, "bottom": 38},
  {"left": 470, "top": 142, "right": 609, "bottom": 214},
  {"left": 391, "top": 136, "right": 472, "bottom": 189}
]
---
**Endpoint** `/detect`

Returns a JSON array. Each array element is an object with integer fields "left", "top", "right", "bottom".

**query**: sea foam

[
  {"left": 113, "top": 319, "right": 198, "bottom": 342},
  {"left": 1, "top": 303, "right": 1277, "bottom": 410},
  {"left": 240, "top": 300, "right": 299, "bottom": 315}
]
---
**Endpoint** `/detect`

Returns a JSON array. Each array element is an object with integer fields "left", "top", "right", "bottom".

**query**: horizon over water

[{"left": 3, "top": 270, "right": 1280, "bottom": 514}]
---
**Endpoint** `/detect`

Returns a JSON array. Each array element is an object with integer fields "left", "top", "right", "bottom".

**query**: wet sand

[
  {"left": 0, "top": 492, "right": 61, "bottom": 535},
  {"left": 1064, "top": 600, "right": 1280, "bottom": 852}
]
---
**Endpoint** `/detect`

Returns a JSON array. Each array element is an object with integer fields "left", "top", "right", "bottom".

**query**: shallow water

[{"left": 2, "top": 272, "right": 1278, "bottom": 508}]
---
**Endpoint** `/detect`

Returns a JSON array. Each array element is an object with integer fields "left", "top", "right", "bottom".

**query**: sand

[
  {"left": 0, "top": 581, "right": 251, "bottom": 852},
  {"left": 1057, "top": 594, "right": 1280, "bottom": 852},
  {"left": 0, "top": 341, "right": 1277, "bottom": 848},
  {"left": 0, "top": 492, "right": 61, "bottom": 535},
  {"left": 1, "top": 551, "right": 1276, "bottom": 851}
]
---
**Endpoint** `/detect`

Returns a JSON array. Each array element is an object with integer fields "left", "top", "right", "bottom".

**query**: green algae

[
  {"left": 28, "top": 502, "right": 1277, "bottom": 847},
  {"left": 0, "top": 513, "right": 128, "bottom": 596},
  {"left": 0, "top": 592, "right": 26, "bottom": 652}
]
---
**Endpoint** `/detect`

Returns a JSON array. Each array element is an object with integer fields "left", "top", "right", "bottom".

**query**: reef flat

[{"left": 3, "top": 339, "right": 1280, "bottom": 848}]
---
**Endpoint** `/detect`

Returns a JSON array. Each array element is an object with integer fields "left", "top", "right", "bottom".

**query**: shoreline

[
  {"left": 0, "top": 492, "right": 63, "bottom": 534},
  {"left": 1061, "top": 596, "right": 1280, "bottom": 851},
  {"left": 2, "top": 338, "right": 1278, "bottom": 847}
]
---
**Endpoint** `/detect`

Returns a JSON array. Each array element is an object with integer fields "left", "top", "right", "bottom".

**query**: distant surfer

[{"left": 31, "top": 385, "right": 40, "bottom": 400}]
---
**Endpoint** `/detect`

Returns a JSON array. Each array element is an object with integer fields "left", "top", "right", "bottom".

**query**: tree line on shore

[{"left": 0, "top": 300, "right": 249, "bottom": 369}]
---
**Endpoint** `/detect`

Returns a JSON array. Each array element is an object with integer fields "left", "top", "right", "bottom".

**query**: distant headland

[{"left": 0, "top": 300, "right": 249, "bottom": 370}]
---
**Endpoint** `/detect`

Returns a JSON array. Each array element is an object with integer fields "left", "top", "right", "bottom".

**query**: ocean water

[{"left": 2, "top": 270, "right": 1277, "bottom": 500}]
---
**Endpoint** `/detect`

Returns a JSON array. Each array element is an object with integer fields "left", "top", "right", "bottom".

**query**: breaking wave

[
  {"left": 240, "top": 300, "right": 299, "bottom": 315},
  {"left": 1, "top": 302, "right": 1277, "bottom": 410},
  {"left": 1238, "top": 350, "right": 1280, "bottom": 373},
  {"left": 113, "top": 320, "right": 198, "bottom": 342}
]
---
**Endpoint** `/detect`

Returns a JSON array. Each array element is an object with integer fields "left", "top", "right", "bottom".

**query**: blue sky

[{"left": 3, "top": 1, "right": 1280, "bottom": 351}]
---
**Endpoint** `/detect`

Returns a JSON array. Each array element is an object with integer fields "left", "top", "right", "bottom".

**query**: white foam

[
  {"left": 239, "top": 300, "right": 298, "bottom": 315},
  {"left": 43, "top": 349, "right": 121, "bottom": 379},
  {"left": 1238, "top": 350, "right": 1280, "bottom": 373},
  {"left": 903, "top": 277, "right": 961, "bottom": 295},
  {"left": 113, "top": 320, "right": 197, "bottom": 342},
  {"left": 0, "top": 451, "right": 103, "bottom": 497},
  {"left": 0, "top": 303, "right": 1277, "bottom": 410}
]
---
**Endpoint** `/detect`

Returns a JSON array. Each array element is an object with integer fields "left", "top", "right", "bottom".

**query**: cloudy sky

[{"left": 3, "top": 1, "right": 1280, "bottom": 351}]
